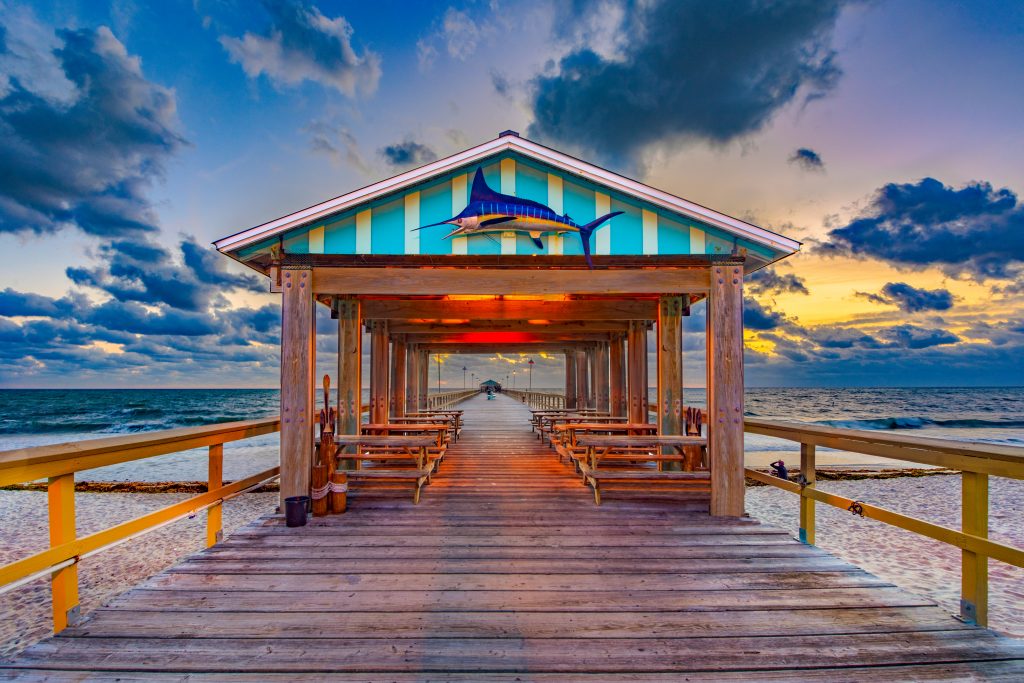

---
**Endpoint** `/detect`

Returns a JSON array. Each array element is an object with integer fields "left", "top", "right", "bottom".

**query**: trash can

[{"left": 284, "top": 495, "right": 310, "bottom": 527}]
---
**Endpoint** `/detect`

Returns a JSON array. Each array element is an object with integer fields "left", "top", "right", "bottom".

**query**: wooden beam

[
  {"left": 390, "top": 334, "right": 407, "bottom": 418},
  {"left": 369, "top": 320, "right": 389, "bottom": 424},
  {"left": 336, "top": 297, "right": 361, "bottom": 467},
  {"left": 313, "top": 267, "right": 711, "bottom": 296},
  {"left": 595, "top": 341, "right": 610, "bottom": 413},
  {"left": 280, "top": 269, "right": 315, "bottom": 508},
  {"left": 360, "top": 299, "right": 658, "bottom": 321},
  {"left": 415, "top": 343, "right": 595, "bottom": 355},
  {"left": 609, "top": 333, "right": 626, "bottom": 417},
  {"left": 387, "top": 320, "right": 631, "bottom": 334},
  {"left": 404, "top": 332, "right": 613, "bottom": 344},
  {"left": 707, "top": 264, "right": 745, "bottom": 517}
]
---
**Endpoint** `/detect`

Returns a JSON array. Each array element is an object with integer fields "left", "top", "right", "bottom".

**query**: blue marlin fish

[{"left": 417, "top": 167, "right": 622, "bottom": 268}]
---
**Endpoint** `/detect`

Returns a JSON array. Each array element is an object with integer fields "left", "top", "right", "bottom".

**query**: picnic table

[
  {"left": 332, "top": 434, "right": 439, "bottom": 503},
  {"left": 406, "top": 411, "right": 463, "bottom": 440},
  {"left": 574, "top": 434, "right": 710, "bottom": 505},
  {"left": 536, "top": 413, "right": 626, "bottom": 443},
  {"left": 552, "top": 422, "right": 658, "bottom": 462}
]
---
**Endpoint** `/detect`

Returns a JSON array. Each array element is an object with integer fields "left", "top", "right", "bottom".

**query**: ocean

[{"left": 1, "top": 387, "right": 1022, "bottom": 481}]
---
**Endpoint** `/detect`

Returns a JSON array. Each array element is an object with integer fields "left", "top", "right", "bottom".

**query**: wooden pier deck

[{"left": 3, "top": 394, "right": 1023, "bottom": 680}]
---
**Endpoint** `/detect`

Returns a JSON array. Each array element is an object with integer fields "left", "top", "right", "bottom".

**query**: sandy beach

[{"left": 0, "top": 490, "right": 277, "bottom": 659}]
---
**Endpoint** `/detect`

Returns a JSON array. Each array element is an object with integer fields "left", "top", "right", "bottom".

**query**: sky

[{"left": 0, "top": 0, "right": 1022, "bottom": 389}]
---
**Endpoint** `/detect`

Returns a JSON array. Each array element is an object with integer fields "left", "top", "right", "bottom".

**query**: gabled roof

[{"left": 213, "top": 131, "right": 800, "bottom": 257}]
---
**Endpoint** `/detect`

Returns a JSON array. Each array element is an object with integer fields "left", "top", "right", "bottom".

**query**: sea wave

[{"left": 818, "top": 417, "right": 1024, "bottom": 430}]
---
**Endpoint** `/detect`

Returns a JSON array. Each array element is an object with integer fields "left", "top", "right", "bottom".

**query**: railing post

[
  {"left": 961, "top": 471, "right": 989, "bottom": 626},
  {"left": 48, "top": 473, "right": 79, "bottom": 632},
  {"left": 207, "top": 443, "right": 224, "bottom": 547},
  {"left": 799, "top": 443, "right": 815, "bottom": 545}
]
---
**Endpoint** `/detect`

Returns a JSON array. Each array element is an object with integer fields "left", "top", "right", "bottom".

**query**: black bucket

[{"left": 284, "top": 495, "right": 310, "bottom": 528}]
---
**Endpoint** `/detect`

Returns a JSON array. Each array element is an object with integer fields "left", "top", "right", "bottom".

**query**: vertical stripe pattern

[
  {"left": 404, "top": 192, "right": 420, "bottom": 255},
  {"left": 451, "top": 174, "right": 468, "bottom": 255},
  {"left": 547, "top": 173, "right": 563, "bottom": 255},
  {"left": 642, "top": 209, "right": 658, "bottom": 255},
  {"left": 595, "top": 191, "right": 611, "bottom": 255},
  {"left": 355, "top": 209, "right": 372, "bottom": 254}
]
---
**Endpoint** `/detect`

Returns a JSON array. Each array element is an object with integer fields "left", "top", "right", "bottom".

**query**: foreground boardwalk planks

[{"left": 3, "top": 394, "right": 1023, "bottom": 680}]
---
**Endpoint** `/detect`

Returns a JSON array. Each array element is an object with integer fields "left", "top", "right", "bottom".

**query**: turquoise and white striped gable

[{"left": 219, "top": 136, "right": 798, "bottom": 269}]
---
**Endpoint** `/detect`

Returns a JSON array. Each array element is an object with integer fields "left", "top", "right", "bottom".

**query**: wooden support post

[
  {"left": 627, "top": 321, "right": 649, "bottom": 424},
  {"left": 391, "top": 334, "right": 407, "bottom": 418},
  {"left": 576, "top": 349, "right": 589, "bottom": 410},
  {"left": 48, "top": 473, "right": 79, "bottom": 632},
  {"left": 595, "top": 341, "right": 610, "bottom": 413},
  {"left": 961, "top": 471, "right": 989, "bottom": 626},
  {"left": 336, "top": 297, "right": 361, "bottom": 468},
  {"left": 609, "top": 333, "right": 626, "bottom": 417},
  {"left": 564, "top": 352, "right": 578, "bottom": 410},
  {"left": 418, "top": 349, "right": 429, "bottom": 410},
  {"left": 406, "top": 343, "right": 419, "bottom": 411},
  {"left": 369, "top": 320, "right": 390, "bottom": 424},
  {"left": 206, "top": 444, "right": 223, "bottom": 547},
  {"left": 708, "top": 264, "right": 745, "bottom": 517},
  {"left": 280, "top": 269, "right": 315, "bottom": 509},
  {"left": 799, "top": 443, "right": 816, "bottom": 545},
  {"left": 658, "top": 296, "right": 684, "bottom": 470}
]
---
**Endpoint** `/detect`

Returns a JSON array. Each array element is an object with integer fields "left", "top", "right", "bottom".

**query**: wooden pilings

[
  {"left": 369, "top": 320, "right": 389, "bottom": 424},
  {"left": 657, "top": 296, "right": 684, "bottom": 438},
  {"left": 575, "top": 349, "right": 589, "bottom": 410},
  {"left": 406, "top": 343, "right": 419, "bottom": 412},
  {"left": 280, "top": 269, "right": 315, "bottom": 508},
  {"left": 708, "top": 264, "right": 745, "bottom": 517}
]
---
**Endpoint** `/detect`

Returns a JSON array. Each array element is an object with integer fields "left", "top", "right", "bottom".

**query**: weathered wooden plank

[
  {"left": 11, "top": 632, "right": 1022, "bottom": 674},
  {"left": 103, "top": 585, "right": 936, "bottom": 613},
  {"left": 359, "top": 298, "right": 660, "bottom": 321}
]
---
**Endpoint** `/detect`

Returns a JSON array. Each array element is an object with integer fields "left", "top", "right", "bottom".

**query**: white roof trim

[{"left": 214, "top": 135, "right": 801, "bottom": 255}]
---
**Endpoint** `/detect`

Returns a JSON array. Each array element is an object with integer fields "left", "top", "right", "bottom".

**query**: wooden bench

[
  {"left": 552, "top": 422, "right": 658, "bottom": 465},
  {"left": 361, "top": 424, "right": 449, "bottom": 470},
  {"left": 405, "top": 411, "right": 463, "bottom": 441},
  {"left": 539, "top": 413, "right": 623, "bottom": 444},
  {"left": 575, "top": 434, "right": 710, "bottom": 505},
  {"left": 333, "top": 435, "right": 437, "bottom": 503}
]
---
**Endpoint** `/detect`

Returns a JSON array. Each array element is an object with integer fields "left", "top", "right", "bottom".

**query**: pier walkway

[{"left": 3, "top": 394, "right": 1023, "bottom": 680}]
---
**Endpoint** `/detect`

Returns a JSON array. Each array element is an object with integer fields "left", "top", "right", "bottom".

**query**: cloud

[
  {"left": 789, "top": 147, "right": 825, "bottom": 171},
  {"left": 303, "top": 119, "right": 370, "bottom": 171},
  {"left": 0, "top": 288, "right": 78, "bottom": 317},
  {"left": 380, "top": 139, "right": 437, "bottom": 168},
  {"left": 67, "top": 238, "right": 261, "bottom": 312},
  {"left": 857, "top": 282, "right": 955, "bottom": 312},
  {"left": 0, "top": 20, "right": 185, "bottom": 237},
  {"left": 747, "top": 269, "right": 809, "bottom": 296},
  {"left": 417, "top": 6, "right": 491, "bottom": 70},
  {"left": 879, "top": 324, "right": 959, "bottom": 349},
  {"left": 744, "top": 298, "right": 789, "bottom": 331},
  {"left": 820, "top": 177, "right": 1024, "bottom": 280},
  {"left": 219, "top": 0, "right": 380, "bottom": 96},
  {"left": 527, "top": 0, "right": 848, "bottom": 166}
]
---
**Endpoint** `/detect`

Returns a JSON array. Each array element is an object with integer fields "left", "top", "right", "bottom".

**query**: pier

[{"left": 4, "top": 393, "right": 1024, "bottom": 679}]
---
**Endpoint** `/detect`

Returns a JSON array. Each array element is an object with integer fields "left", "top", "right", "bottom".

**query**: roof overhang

[{"left": 214, "top": 133, "right": 801, "bottom": 258}]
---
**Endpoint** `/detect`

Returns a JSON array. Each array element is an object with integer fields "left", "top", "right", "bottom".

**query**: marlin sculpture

[{"left": 417, "top": 167, "right": 622, "bottom": 268}]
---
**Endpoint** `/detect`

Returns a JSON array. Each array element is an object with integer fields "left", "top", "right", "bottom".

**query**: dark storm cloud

[
  {"left": 380, "top": 140, "right": 438, "bottom": 168},
  {"left": 878, "top": 324, "right": 959, "bottom": 349},
  {"left": 0, "top": 24, "right": 185, "bottom": 237},
  {"left": 85, "top": 300, "right": 222, "bottom": 336},
  {"left": 67, "top": 238, "right": 261, "bottom": 312},
  {"left": 820, "top": 177, "right": 1024, "bottom": 280},
  {"left": 527, "top": 0, "right": 848, "bottom": 166},
  {"left": 746, "top": 269, "right": 810, "bottom": 296},
  {"left": 789, "top": 147, "right": 825, "bottom": 171},
  {"left": 0, "top": 288, "right": 77, "bottom": 317},
  {"left": 857, "top": 282, "right": 955, "bottom": 312},
  {"left": 220, "top": 0, "right": 381, "bottom": 96},
  {"left": 744, "top": 298, "right": 789, "bottom": 331}
]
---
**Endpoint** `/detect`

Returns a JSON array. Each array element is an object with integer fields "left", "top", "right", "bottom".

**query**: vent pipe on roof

[{"left": 499, "top": 129, "right": 520, "bottom": 138}]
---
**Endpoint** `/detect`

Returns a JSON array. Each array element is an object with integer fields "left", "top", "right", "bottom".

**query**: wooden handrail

[
  {"left": 0, "top": 418, "right": 282, "bottom": 634},
  {"left": 743, "top": 417, "right": 1024, "bottom": 629}
]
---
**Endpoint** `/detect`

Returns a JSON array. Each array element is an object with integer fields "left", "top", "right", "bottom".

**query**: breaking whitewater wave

[{"left": 819, "top": 417, "right": 1024, "bottom": 430}]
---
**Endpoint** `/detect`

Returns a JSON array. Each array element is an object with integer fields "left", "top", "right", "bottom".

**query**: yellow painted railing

[
  {"left": 744, "top": 418, "right": 1024, "bottom": 628},
  {"left": 425, "top": 389, "right": 478, "bottom": 410},
  {"left": 0, "top": 417, "right": 281, "bottom": 633},
  {"left": 504, "top": 389, "right": 566, "bottom": 409}
]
